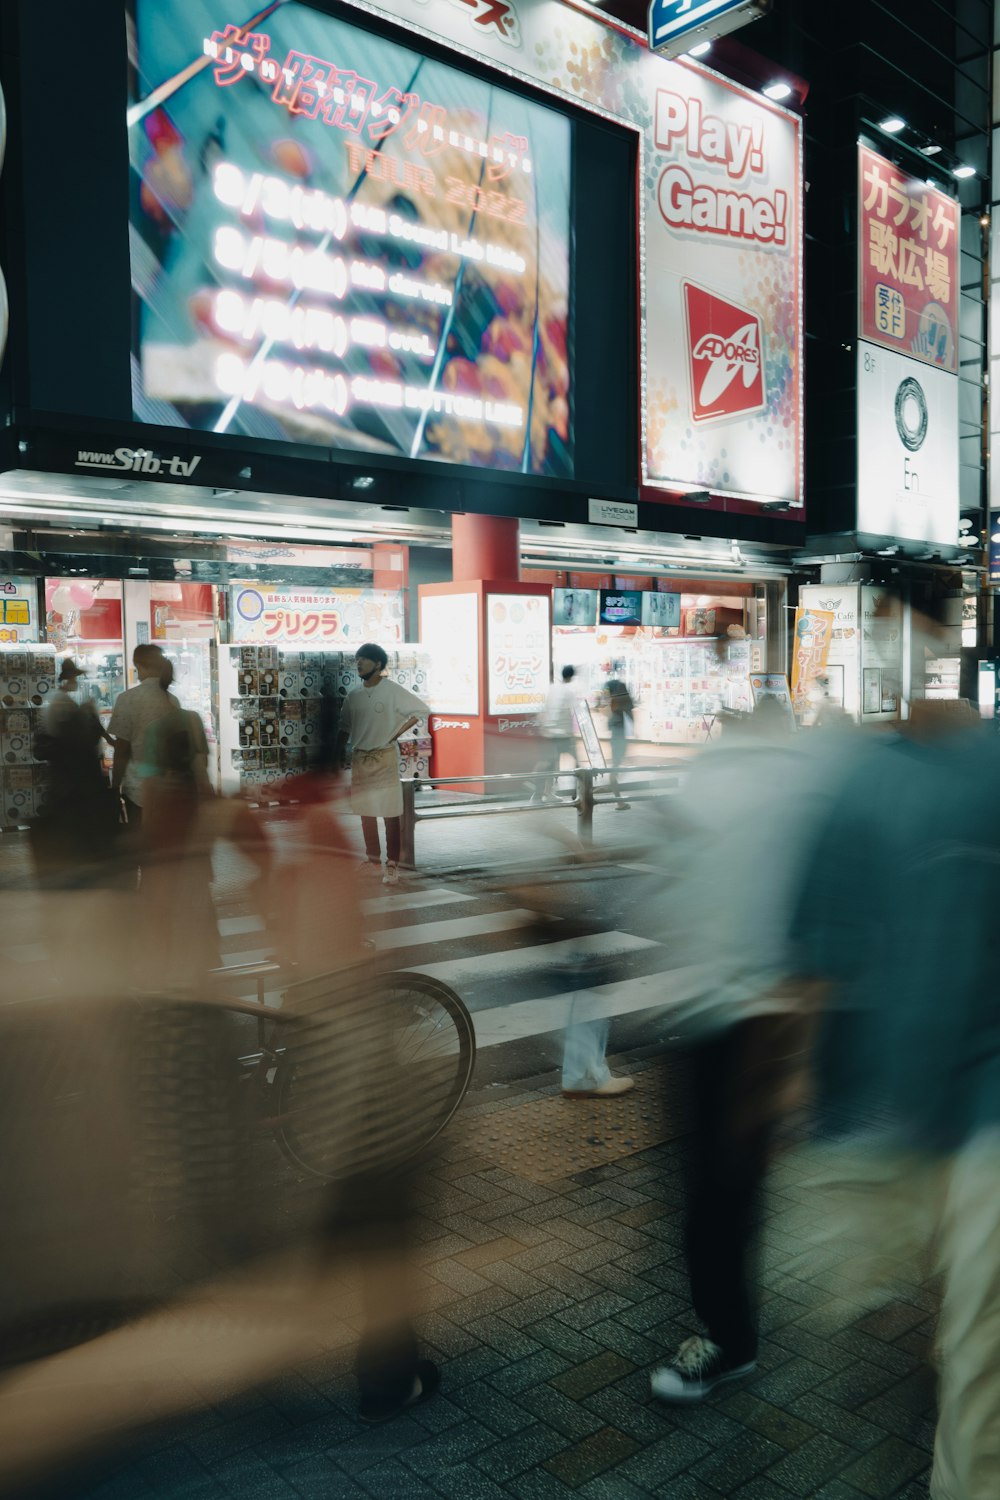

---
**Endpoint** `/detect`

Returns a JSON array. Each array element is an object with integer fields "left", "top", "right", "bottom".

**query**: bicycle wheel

[{"left": 274, "top": 971, "right": 476, "bottom": 1181}]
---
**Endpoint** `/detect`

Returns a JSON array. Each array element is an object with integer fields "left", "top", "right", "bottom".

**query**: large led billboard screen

[{"left": 128, "top": 0, "right": 573, "bottom": 476}]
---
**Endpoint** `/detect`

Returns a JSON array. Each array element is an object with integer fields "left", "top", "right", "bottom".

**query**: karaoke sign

[{"left": 858, "top": 145, "right": 960, "bottom": 373}]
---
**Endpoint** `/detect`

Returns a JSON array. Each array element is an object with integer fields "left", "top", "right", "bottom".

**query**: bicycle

[{"left": 221, "top": 960, "right": 476, "bottom": 1180}]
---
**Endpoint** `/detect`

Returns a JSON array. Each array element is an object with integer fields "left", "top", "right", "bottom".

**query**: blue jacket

[{"left": 795, "top": 727, "right": 1000, "bottom": 1152}]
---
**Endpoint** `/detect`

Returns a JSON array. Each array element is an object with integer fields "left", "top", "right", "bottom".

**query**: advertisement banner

[
  {"left": 749, "top": 671, "right": 794, "bottom": 724},
  {"left": 230, "top": 583, "right": 403, "bottom": 643},
  {"left": 0, "top": 579, "right": 40, "bottom": 644},
  {"left": 650, "top": 79, "right": 800, "bottom": 500},
  {"left": 857, "top": 341, "right": 959, "bottom": 545},
  {"left": 859, "top": 146, "right": 959, "bottom": 373},
  {"left": 789, "top": 608, "right": 834, "bottom": 717},
  {"left": 330, "top": 0, "right": 802, "bottom": 504},
  {"left": 420, "top": 593, "right": 480, "bottom": 715},
  {"left": 799, "top": 583, "right": 860, "bottom": 718},
  {"left": 487, "top": 593, "right": 550, "bottom": 714}
]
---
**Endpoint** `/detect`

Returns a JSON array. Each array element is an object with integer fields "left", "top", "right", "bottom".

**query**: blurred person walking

[
  {"left": 31, "top": 658, "right": 116, "bottom": 883},
  {"left": 560, "top": 938, "right": 635, "bottom": 1098},
  {"left": 649, "top": 701, "right": 842, "bottom": 1403},
  {"left": 336, "top": 643, "right": 428, "bottom": 887},
  {"left": 795, "top": 674, "right": 1000, "bottom": 1499},
  {"left": 275, "top": 704, "right": 441, "bottom": 1419},
  {"left": 108, "top": 644, "right": 180, "bottom": 834},
  {"left": 604, "top": 676, "right": 633, "bottom": 810},
  {"left": 531, "top": 664, "right": 578, "bottom": 802}
]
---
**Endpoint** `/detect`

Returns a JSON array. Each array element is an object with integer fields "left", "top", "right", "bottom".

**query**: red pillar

[
  {"left": 420, "top": 513, "right": 548, "bottom": 786},
  {"left": 451, "top": 513, "right": 520, "bottom": 583}
]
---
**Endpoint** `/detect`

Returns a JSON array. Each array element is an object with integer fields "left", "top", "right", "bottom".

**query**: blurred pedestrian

[
  {"left": 275, "top": 690, "right": 440, "bottom": 1419},
  {"left": 604, "top": 677, "right": 633, "bottom": 809},
  {"left": 531, "top": 665, "right": 578, "bottom": 802},
  {"left": 108, "top": 644, "right": 180, "bottom": 834},
  {"left": 31, "top": 658, "right": 116, "bottom": 884},
  {"left": 650, "top": 701, "right": 838, "bottom": 1403},
  {"left": 336, "top": 643, "right": 428, "bottom": 887},
  {"left": 560, "top": 939, "right": 635, "bottom": 1098},
  {"left": 794, "top": 613, "right": 1000, "bottom": 1499}
]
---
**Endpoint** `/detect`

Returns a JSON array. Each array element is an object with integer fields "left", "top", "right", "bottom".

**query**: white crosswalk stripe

[
  {"left": 211, "top": 874, "right": 686, "bottom": 1053},
  {"left": 370, "top": 908, "right": 542, "bottom": 952},
  {"left": 361, "top": 888, "right": 469, "bottom": 917},
  {"left": 217, "top": 915, "right": 267, "bottom": 937},
  {"left": 473, "top": 966, "right": 707, "bottom": 1047},
  {"left": 415, "top": 928, "right": 657, "bottom": 991}
]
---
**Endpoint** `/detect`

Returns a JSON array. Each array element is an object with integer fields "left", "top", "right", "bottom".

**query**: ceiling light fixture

[
  {"left": 762, "top": 81, "right": 792, "bottom": 102},
  {"left": 953, "top": 164, "right": 976, "bottom": 180},
  {"left": 919, "top": 143, "right": 942, "bottom": 156},
  {"left": 879, "top": 116, "right": 905, "bottom": 134},
  {"left": 686, "top": 41, "right": 712, "bottom": 57}
]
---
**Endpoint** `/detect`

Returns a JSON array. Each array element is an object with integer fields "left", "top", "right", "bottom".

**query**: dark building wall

[{"left": 744, "top": 0, "right": 991, "bottom": 536}]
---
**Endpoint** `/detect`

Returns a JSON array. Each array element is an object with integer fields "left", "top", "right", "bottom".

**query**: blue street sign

[{"left": 648, "top": 0, "right": 770, "bottom": 57}]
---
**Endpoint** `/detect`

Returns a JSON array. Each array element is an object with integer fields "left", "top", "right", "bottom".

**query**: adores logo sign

[{"left": 683, "top": 282, "right": 765, "bottom": 424}]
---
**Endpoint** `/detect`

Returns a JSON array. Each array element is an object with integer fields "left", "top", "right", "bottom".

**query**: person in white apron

[{"left": 337, "top": 644, "right": 429, "bottom": 887}]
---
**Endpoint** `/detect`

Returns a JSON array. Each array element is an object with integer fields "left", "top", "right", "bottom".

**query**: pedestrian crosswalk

[
  {"left": 370, "top": 908, "right": 541, "bottom": 953},
  {"left": 203, "top": 860, "right": 697, "bottom": 1050},
  {"left": 414, "top": 928, "right": 658, "bottom": 994},
  {"left": 0, "top": 840, "right": 694, "bottom": 1053}
]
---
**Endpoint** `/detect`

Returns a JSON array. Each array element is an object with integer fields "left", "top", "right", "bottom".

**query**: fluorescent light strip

[{"left": 0, "top": 496, "right": 448, "bottom": 546}]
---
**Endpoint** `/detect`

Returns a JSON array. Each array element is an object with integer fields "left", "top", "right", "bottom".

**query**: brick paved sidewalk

[{"left": 58, "top": 1057, "right": 937, "bottom": 1500}]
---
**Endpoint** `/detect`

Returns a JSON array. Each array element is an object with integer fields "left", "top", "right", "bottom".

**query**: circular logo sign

[
  {"left": 235, "top": 588, "right": 265, "bottom": 622},
  {"left": 894, "top": 377, "right": 928, "bottom": 453}
]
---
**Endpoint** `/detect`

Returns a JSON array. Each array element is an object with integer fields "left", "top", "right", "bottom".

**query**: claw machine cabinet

[
  {"left": 120, "top": 581, "right": 219, "bottom": 787},
  {"left": 419, "top": 581, "right": 551, "bottom": 786},
  {"left": 45, "top": 579, "right": 126, "bottom": 769}
]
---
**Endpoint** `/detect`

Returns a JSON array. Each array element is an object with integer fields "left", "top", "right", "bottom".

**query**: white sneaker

[
  {"left": 562, "top": 1075, "right": 635, "bottom": 1099},
  {"left": 382, "top": 862, "right": 400, "bottom": 886},
  {"left": 651, "top": 1336, "right": 756, "bottom": 1404}
]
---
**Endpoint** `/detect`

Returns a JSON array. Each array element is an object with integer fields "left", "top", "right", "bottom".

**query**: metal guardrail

[{"left": 399, "top": 763, "right": 686, "bottom": 869}]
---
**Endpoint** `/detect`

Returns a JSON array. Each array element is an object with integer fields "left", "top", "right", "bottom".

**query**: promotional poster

[
  {"left": 420, "top": 591, "right": 480, "bottom": 713},
  {"left": 486, "top": 593, "right": 549, "bottom": 713}
]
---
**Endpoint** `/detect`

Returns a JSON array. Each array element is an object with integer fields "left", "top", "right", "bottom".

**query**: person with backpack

[{"left": 605, "top": 677, "right": 633, "bottom": 810}]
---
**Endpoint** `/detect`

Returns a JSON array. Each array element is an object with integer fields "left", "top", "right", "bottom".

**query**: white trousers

[
  {"left": 561, "top": 1010, "right": 611, "bottom": 1090},
  {"left": 803, "top": 1131, "right": 1000, "bottom": 1500}
]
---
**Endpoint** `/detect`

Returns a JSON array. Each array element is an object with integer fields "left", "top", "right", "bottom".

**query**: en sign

[{"left": 648, "top": 0, "right": 770, "bottom": 57}]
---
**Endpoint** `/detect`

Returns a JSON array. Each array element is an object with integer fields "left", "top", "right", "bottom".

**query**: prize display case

[
  {"left": 219, "top": 646, "right": 432, "bottom": 798},
  {"left": 161, "top": 641, "right": 219, "bottom": 783},
  {"left": 552, "top": 631, "right": 753, "bottom": 746},
  {"left": 0, "top": 646, "right": 57, "bottom": 826},
  {"left": 629, "top": 638, "right": 753, "bottom": 743}
]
